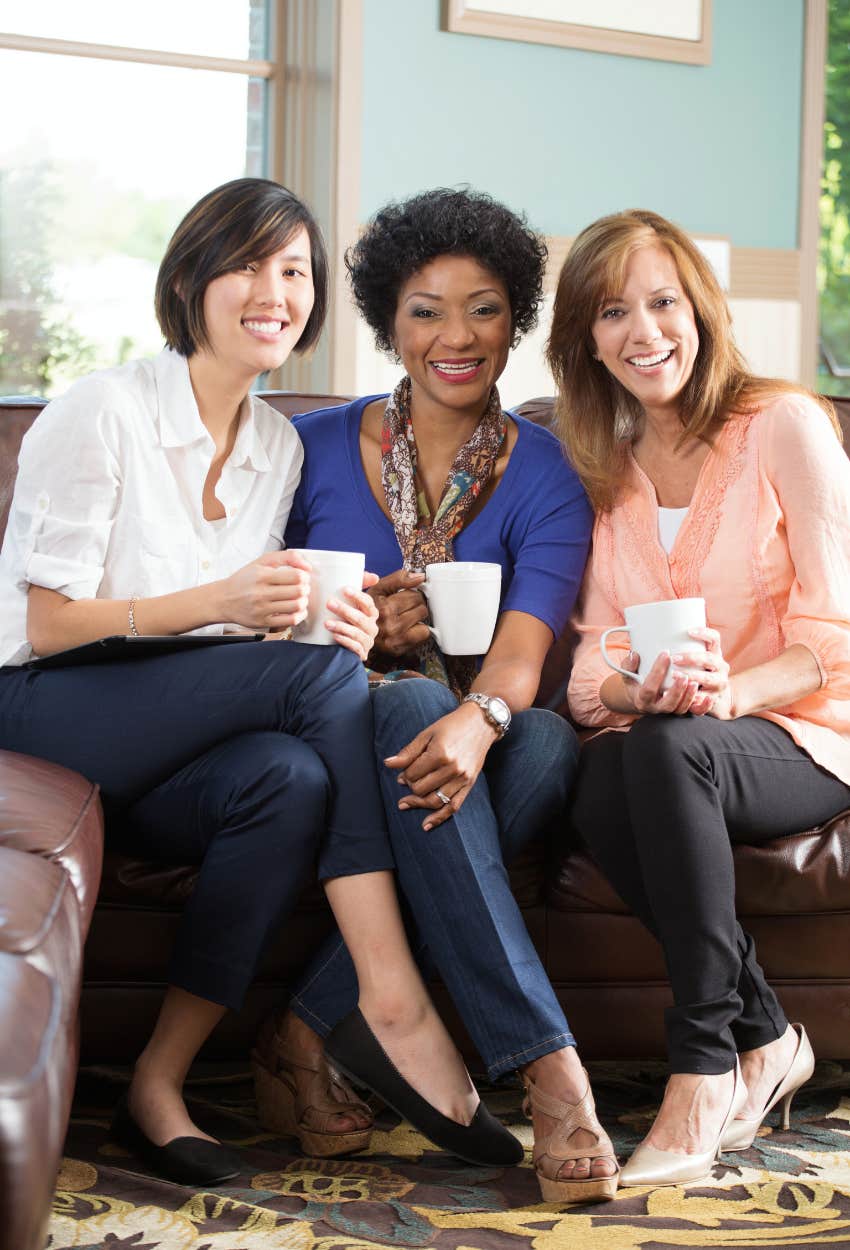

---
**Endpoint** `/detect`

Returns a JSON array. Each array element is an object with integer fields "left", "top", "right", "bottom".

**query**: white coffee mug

[
  {"left": 600, "top": 597, "right": 707, "bottom": 686},
  {"left": 290, "top": 548, "right": 366, "bottom": 645},
  {"left": 421, "top": 562, "right": 502, "bottom": 656}
]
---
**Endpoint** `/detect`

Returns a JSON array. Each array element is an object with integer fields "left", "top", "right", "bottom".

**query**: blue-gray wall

[{"left": 360, "top": 0, "right": 804, "bottom": 248}]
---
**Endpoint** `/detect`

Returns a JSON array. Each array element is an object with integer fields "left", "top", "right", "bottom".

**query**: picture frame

[{"left": 440, "top": 0, "right": 712, "bottom": 66}]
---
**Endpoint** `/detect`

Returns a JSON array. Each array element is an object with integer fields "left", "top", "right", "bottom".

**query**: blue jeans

[
  {"left": 291, "top": 677, "right": 579, "bottom": 1079},
  {"left": 0, "top": 641, "right": 394, "bottom": 1009}
]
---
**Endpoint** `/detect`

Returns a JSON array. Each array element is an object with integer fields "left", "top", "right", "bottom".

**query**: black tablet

[{"left": 25, "top": 633, "right": 266, "bottom": 670}]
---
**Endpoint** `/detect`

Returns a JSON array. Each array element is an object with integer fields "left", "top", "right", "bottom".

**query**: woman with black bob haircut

[
  {"left": 0, "top": 178, "right": 520, "bottom": 1186},
  {"left": 154, "top": 177, "right": 328, "bottom": 357},
  {"left": 263, "top": 188, "right": 619, "bottom": 1203}
]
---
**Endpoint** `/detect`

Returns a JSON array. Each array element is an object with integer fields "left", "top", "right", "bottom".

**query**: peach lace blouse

[{"left": 568, "top": 393, "right": 850, "bottom": 785}]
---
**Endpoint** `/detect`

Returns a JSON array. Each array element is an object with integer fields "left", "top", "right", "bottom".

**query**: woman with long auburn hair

[{"left": 547, "top": 208, "right": 850, "bottom": 1187}]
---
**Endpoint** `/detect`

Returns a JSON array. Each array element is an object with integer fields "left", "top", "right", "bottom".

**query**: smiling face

[
  {"left": 591, "top": 243, "right": 699, "bottom": 422},
  {"left": 392, "top": 254, "right": 512, "bottom": 421},
  {"left": 198, "top": 226, "right": 314, "bottom": 383}
]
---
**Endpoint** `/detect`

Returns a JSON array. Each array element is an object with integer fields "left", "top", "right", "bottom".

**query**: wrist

[
  {"left": 601, "top": 673, "right": 637, "bottom": 714},
  {"left": 726, "top": 673, "right": 743, "bottom": 719},
  {"left": 462, "top": 691, "right": 511, "bottom": 738},
  {"left": 201, "top": 578, "right": 227, "bottom": 625}
]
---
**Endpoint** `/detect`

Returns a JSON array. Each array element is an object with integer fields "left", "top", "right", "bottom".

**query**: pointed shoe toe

[
  {"left": 325, "top": 1008, "right": 523, "bottom": 1166},
  {"left": 620, "top": 1061, "right": 747, "bottom": 1189},
  {"left": 620, "top": 1140, "right": 715, "bottom": 1188},
  {"left": 110, "top": 1095, "right": 242, "bottom": 1186},
  {"left": 721, "top": 1024, "right": 815, "bottom": 1152}
]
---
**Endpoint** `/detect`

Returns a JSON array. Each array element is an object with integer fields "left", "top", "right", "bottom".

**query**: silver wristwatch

[{"left": 462, "top": 692, "right": 511, "bottom": 738}]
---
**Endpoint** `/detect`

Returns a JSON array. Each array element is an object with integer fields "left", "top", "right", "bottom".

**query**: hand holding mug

[
  {"left": 600, "top": 597, "right": 728, "bottom": 717},
  {"left": 289, "top": 549, "right": 366, "bottom": 646},
  {"left": 671, "top": 626, "right": 733, "bottom": 719},
  {"left": 218, "top": 549, "right": 312, "bottom": 630},
  {"left": 615, "top": 649, "right": 708, "bottom": 717},
  {"left": 323, "top": 573, "right": 380, "bottom": 660},
  {"left": 368, "top": 568, "right": 429, "bottom": 656},
  {"left": 600, "top": 597, "right": 708, "bottom": 687}
]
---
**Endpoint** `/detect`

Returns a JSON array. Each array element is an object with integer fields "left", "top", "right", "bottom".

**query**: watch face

[{"left": 490, "top": 698, "right": 510, "bottom": 726}]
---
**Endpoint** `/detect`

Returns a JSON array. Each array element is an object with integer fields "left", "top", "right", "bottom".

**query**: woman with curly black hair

[{"left": 250, "top": 188, "right": 619, "bottom": 1202}]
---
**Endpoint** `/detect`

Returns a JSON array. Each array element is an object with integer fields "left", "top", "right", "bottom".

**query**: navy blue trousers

[{"left": 0, "top": 641, "right": 393, "bottom": 1009}]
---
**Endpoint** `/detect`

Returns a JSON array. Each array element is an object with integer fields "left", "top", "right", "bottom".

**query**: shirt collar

[
  {"left": 153, "top": 349, "right": 208, "bottom": 448},
  {"left": 229, "top": 394, "right": 272, "bottom": 473},
  {"left": 152, "top": 349, "right": 271, "bottom": 472}
]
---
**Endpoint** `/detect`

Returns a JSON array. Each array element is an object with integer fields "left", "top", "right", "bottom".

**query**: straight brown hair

[
  {"left": 546, "top": 209, "right": 838, "bottom": 511},
  {"left": 155, "top": 178, "right": 329, "bottom": 357}
]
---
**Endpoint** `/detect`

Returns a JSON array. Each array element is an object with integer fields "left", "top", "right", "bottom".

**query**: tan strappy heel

[
  {"left": 522, "top": 1068, "right": 619, "bottom": 1203},
  {"left": 251, "top": 1019, "right": 373, "bottom": 1157}
]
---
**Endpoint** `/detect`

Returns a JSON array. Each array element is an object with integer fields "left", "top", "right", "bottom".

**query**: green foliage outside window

[
  {"left": 819, "top": 2, "right": 850, "bottom": 395},
  {"left": 0, "top": 162, "right": 183, "bottom": 397}
]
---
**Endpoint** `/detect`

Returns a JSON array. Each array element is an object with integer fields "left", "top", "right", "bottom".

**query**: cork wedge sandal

[
  {"left": 252, "top": 1024, "right": 373, "bottom": 1158},
  {"left": 522, "top": 1069, "right": 619, "bottom": 1203}
]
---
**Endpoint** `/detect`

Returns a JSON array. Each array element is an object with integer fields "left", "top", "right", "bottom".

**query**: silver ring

[{"left": 436, "top": 789, "right": 451, "bottom": 806}]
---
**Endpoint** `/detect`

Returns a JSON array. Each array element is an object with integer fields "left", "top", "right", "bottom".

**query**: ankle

[
  {"left": 277, "top": 1009, "right": 322, "bottom": 1055},
  {"left": 130, "top": 1060, "right": 180, "bottom": 1099},
  {"left": 740, "top": 1025, "right": 795, "bottom": 1064},
  {"left": 523, "top": 1046, "right": 587, "bottom": 1101}
]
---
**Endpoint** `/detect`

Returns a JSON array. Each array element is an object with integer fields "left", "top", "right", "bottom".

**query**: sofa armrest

[{"left": 0, "top": 751, "right": 103, "bottom": 936}]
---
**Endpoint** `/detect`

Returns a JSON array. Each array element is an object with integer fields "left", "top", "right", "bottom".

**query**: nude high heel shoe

[
  {"left": 619, "top": 1059, "right": 747, "bottom": 1188},
  {"left": 720, "top": 1023, "right": 814, "bottom": 1152}
]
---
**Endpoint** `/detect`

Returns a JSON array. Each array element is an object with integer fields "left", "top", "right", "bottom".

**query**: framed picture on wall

[{"left": 441, "top": 0, "right": 712, "bottom": 66}]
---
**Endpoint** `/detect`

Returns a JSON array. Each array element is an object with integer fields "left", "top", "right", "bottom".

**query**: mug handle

[
  {"left": 600, "top": 625, "right": 639, "bottom": 681},
  {"left": 426, "top": 624, "right": 444, "bottom": 649},
  {"left": 420, "top": 581, "right": 443, "bottom": 648}
]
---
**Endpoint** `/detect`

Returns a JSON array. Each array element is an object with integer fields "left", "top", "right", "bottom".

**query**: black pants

[
  {"left": 571, "top": 714, "right": 850, "bottom": 1073},
  {"left": 0, "top": 641, "right": 393, "bottom": 1009}
]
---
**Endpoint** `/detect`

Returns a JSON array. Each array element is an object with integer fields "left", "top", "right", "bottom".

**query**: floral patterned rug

[{"left": 49, "top": 1058, "right": 850, "bottom": 1250}]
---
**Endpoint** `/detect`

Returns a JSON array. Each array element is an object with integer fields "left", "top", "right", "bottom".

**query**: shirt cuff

[{"left": 25, "top": 552, "right": 104, "bottom": 601}]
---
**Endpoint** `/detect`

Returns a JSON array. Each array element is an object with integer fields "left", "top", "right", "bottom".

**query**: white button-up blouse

[{"left": 0, "top": 349, "right": 303, "bottom": 666}]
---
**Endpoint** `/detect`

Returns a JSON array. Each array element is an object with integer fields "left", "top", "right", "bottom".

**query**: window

[
  {"left": 819, "top": 2, "right": 850, "bottom": 396},
  {"left": 0, "top": 2, "right": 271, "bottom": 396}
]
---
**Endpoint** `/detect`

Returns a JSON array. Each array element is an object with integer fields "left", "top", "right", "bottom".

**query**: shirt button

[
  {"left": 201, "top": 559, "right": 211, "bottom": 571},
  {"left": 36, "top": 493, "right": 49, "bottom": 511}
]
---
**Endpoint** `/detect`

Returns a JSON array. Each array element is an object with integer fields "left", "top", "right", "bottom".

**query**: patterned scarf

[{"left": 380, "top": 374, "right": 506, "bottom": 698}]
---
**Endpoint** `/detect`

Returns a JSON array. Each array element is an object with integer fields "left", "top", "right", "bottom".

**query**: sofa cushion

[
  {"left": 551, "top": 812, "right": 850, "bottom": 917},
  {"left": 0, "top": 751, "right": 103, "bottom": 933}
]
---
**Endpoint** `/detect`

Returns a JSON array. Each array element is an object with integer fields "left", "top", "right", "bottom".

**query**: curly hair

[{"left": 346, "top": 188, "right": 547, "bottom": 353}]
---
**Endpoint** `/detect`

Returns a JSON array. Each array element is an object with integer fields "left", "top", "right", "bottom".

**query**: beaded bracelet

[{"left": 128, "top": 596, "right": 140, "bottom": 637}]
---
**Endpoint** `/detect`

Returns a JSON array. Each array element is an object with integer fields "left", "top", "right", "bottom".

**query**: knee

[
  {"left": 372, "top": 678, "right": 457, "bottom": 746},
  {"left": 513, "top": 709, "right": 579, "bottom": 776},
  {"left": 307, "top": 642, "right": 365, "bottom": 694},
  {"left": 625, "top": 713, "right": 710, "bottom": 773},
  {"left": 223, "top": 733, "right": 330, "bottom": 838}
]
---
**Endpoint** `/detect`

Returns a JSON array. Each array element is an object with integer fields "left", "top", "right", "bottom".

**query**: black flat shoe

[
  {"left": 110, "top": 1094, "right": 242, "bottom": 1186},
  {"left": 324, "top": 1008, "right": 523, "bottom": 1167}
]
